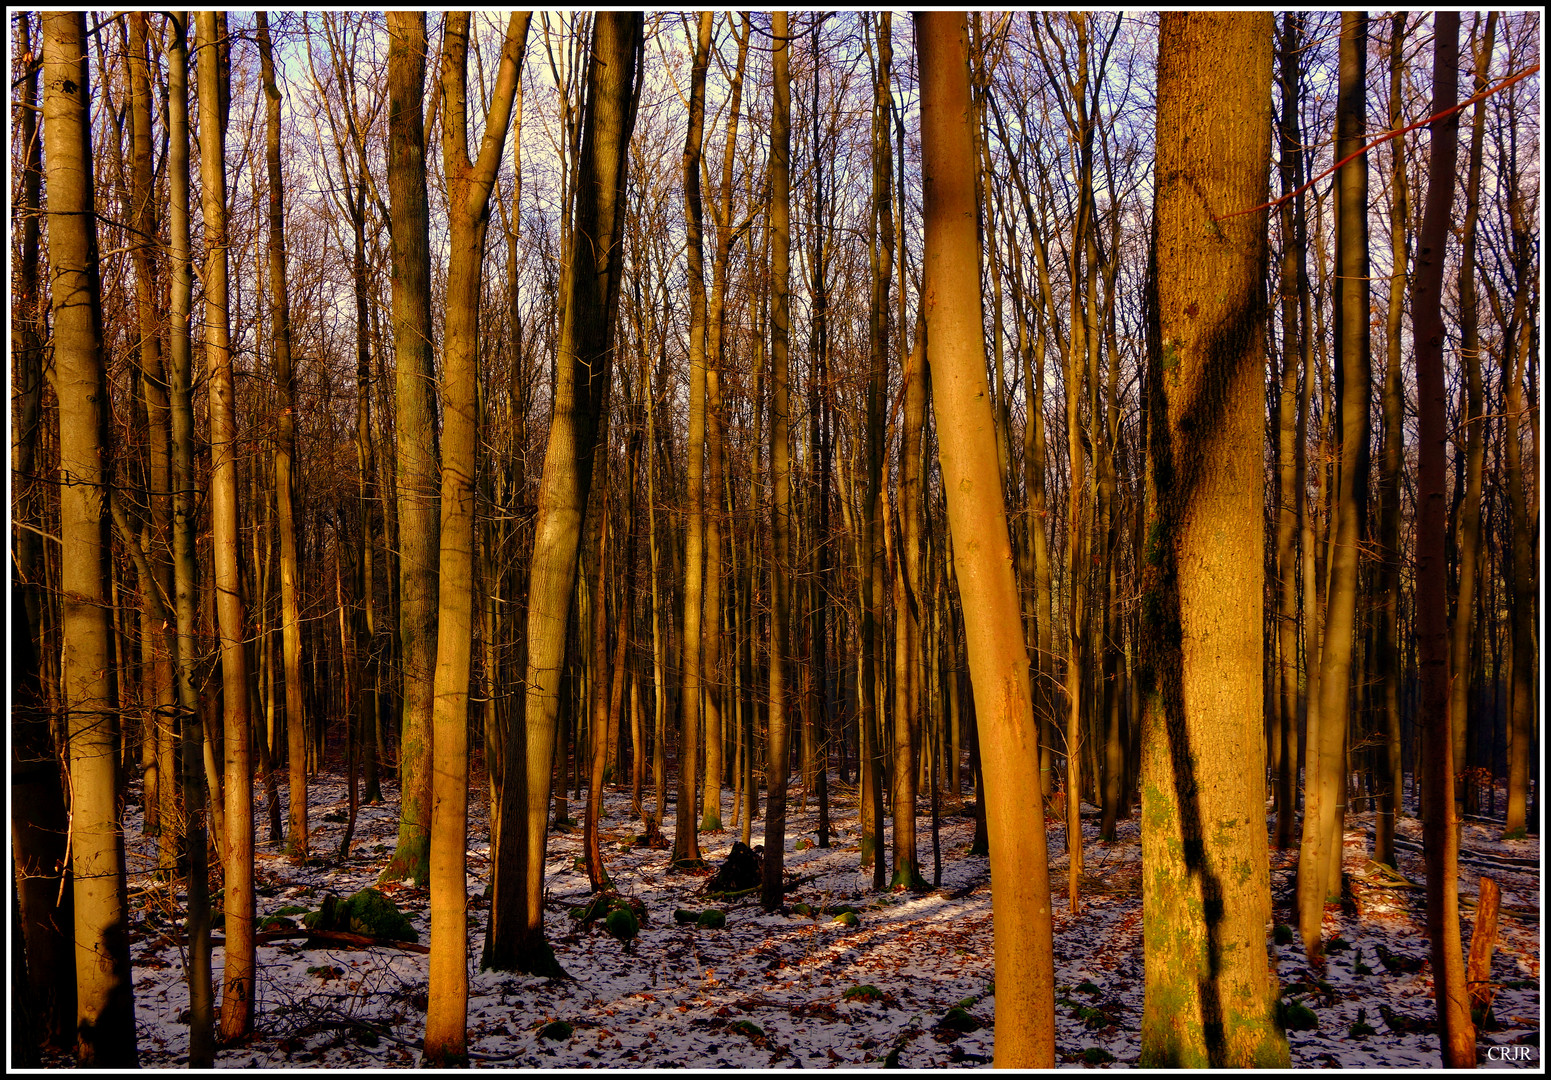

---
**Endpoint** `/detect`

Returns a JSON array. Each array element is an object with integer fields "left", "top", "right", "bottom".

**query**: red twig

[{"left": 1216, "top": 62, "right": 1539, "bottom": 222}]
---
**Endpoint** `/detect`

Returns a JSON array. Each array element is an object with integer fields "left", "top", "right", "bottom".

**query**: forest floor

[{"left": 103, "top": 762, "right": 1541, "bottom": 1069}]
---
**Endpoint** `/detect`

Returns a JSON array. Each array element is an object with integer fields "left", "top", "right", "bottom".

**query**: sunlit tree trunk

[
  {"left": 164, "top": 13, "right": 214, "bottom": 1062},
  {"left": 701, "top": 14, "right": 750, "bottom": 834},
  {"left": 123, "top": 10, "right": 180, "bottom": 874},
  {"left": 42, "top": 13, "right": 139, "bottom": 1062},
  {"left": 673, "top": 10, "right": 713, "bottom": 870},
  {"left": 918, "top": 12, "right": 1055, "bottom": 1066},
  {"left": 382, "top": 11, "right": 437, "bottom": 888},
  {"left": 193, "top": 11, "right": 256, "bottom": 1043},
  {"left": 424, "top": 13, "right": 529, "bottom": 1061},
  {"left": 1139, "top": 11, "right": 1288, "bottom": 1069},
  {"left": 762, "top": 9, "right": 794, "bottom": 911},
  {"left": 1413, "top": 14, "right": 1475, "bottom": 1066}
]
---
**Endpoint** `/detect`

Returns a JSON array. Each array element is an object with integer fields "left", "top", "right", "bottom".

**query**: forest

[{"left": 8, "top": 9, "right": 1542, "bottom": 1070}]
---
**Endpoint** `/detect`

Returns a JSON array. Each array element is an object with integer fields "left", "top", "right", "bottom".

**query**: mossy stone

[
  {"left": 340, "top": 887, "right": 418, "bottom": 942},
  {"left": 843, "top": 984, "right": 884, "bottom": 1002},
  {"left": 673, "top": 908, "right": 699, "bottom": 925},
  {"left": 1081, "top": 1047, "right": 1115, "bottom": 1064},
  {"left": 1279, "top": 1000, "right": 1319, "bottom": 1032},
  {"left": 537, "top": 1020, "right": 573, "bottom": 1042},
  {"left": 938, "top": 1006, "right": 982, "bottom": 1032},
  {"left": 831, "top": 911, "right": 859, "bottom": 927},
  {"left": 696, "top": 909, "right": 726, "bottom": 930},
  {"left": 605, "top": 906, "right": 639, "bottom": 942},
  {"left": 1272, "top": 923, "right": 1294, "bottom": 946}
]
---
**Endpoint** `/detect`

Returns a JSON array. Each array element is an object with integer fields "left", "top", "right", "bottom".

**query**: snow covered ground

[{"left": 87, "top": 766, "right": 1542, "bottom": 1069}]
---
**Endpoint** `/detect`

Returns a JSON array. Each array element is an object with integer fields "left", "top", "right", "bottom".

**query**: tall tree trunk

[
  {"left": 424, "top": 14, "right": 529, "bottom": 1062},
  {"left": 254, "top": 11, "right": 310, "bottom": 862},
  {"left": 1372, "top": 12, "right": 1409, "bottom": 870},
  {"left": 44, "top": 11, "right": 140, "bottom": 1065},
  {"left": 918, "top": 12, "right": 1056, "bottom": 1066},
  {"left": 382, "top": 11, "right": 437, "bottom": 888},
  {"left": 1139, "top": 12, "right": 1288, "bottom": 1069},
  {"left": 1271, "top": 12, "right": 1305, "bottom": 852},
  {"left": 164, "top": 13, "right": 214, "bottom": 1062},
  {"left": 1446, "top": 11, "right": 1496, "bottom": 837},
  {"left": 13, "top": 16, "right": 78, "bottom": 1047},
  {"left": 194, "top": 11, "right": 255, "bottom": 1043},
  {"left": 700, "top": 14, "right": 750, "bottom": 834},
  {"left": 1298, "top": 12, "right": 1371, "bottom": 955},
  {"left": 1412, "top": 13, "right": 1475, "bottom": 1067},
  {"left": 672, "top": 11, "right": 714, "bottom": 871},
  {"left": 762, "top": 10, "right": 794, "bottom": 911},
  {"left": 485, "top": 12, "right": 642, "bottom": 975},
  {"left": 860, "top": 12, "right": 893, "bottom": 891}
]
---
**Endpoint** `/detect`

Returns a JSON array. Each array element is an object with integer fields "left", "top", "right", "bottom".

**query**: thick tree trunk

[
  {"left": 382, "top": 11, "right": 437, "bottom": 888},
  {"left": 44, "top": 11, "right": 140, "bottom": 1065},
  {"left": 1139, "top": 12, "right": 1288, "bottom": 1068},
  {"left": 918, "top": 12, "right": 1056, "bottom": 1066}
]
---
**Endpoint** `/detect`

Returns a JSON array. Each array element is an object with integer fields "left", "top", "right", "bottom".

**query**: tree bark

[
  {"left": 1139, "top": 12, "right": 1288, "bottom": 1068},
  {"left": 164, "top": 13, "right": 215, "bottom": 1063}
]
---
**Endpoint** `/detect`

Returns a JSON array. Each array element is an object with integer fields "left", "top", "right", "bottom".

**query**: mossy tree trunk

[{"left": 1139, "top": 12, "right": 1288, "bottom": 1069}]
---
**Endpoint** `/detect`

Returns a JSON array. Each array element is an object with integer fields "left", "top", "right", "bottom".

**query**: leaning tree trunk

[
  {"left": 43, "top": 11, "right": 140, "bottom": 1065},
  {"left": 918, "top": 12, "right": 1056, "bottom": 1067},
  {"left": 1139, "top": 12, "right": 1288, "bottom": 1069},
  {"left": 1411, "top": 13, "right": 1475, "bottom": 1067}
]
